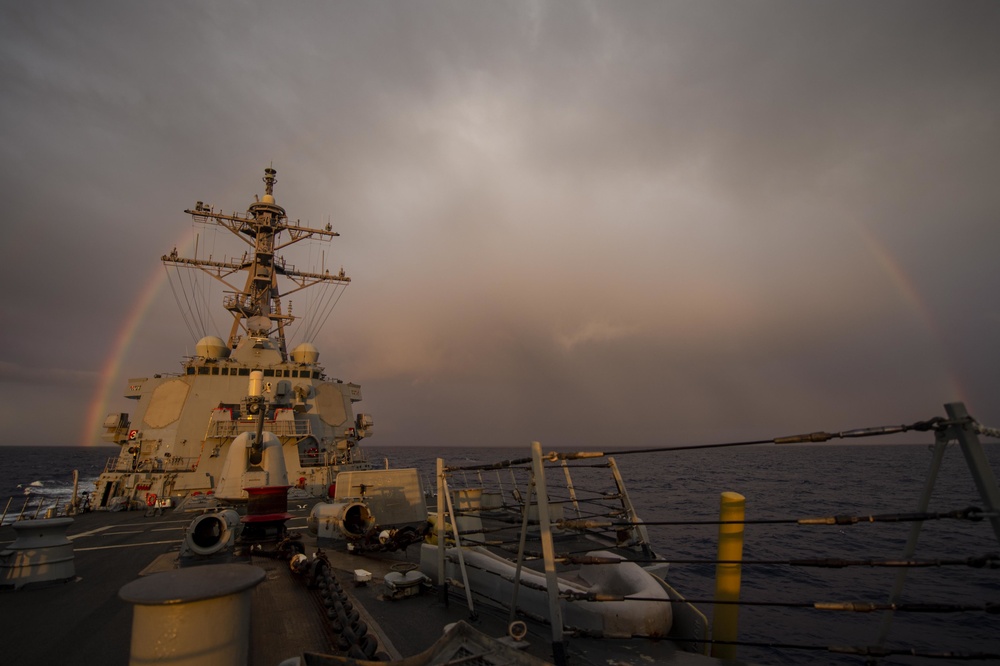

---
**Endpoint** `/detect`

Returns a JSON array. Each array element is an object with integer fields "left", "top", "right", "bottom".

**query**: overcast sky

[{"left": 2, "top": 1, "right": 999, "bottom": 450}]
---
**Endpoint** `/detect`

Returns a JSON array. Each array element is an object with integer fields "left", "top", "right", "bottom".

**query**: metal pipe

[
  {"left": 16, "top": 496, "right": 29, "bottom": 521},
  {"left": 250, "top": 401, "right": 266, "bottom": 466},
  {"left": 560, "top": 460, "right": 581, "bottom": 518},
  {"left": 508, "top": 477, "right": 535, "bottom": 626},
  {"left": 70, "top": 470, "right": 79, "bottom": 515},
  {"left": 531, "top": 441, "right": 567, "bottom": 666},
  {"left": 874, "top": 429, "right": 947, "bottom": 645},
  {"left": 947, "top": 402, "right": 1000, "bottom": 544},
  {"left": 247, "top": 370, "right": 265, "bottom": 466},
  {"left": 441, "top": 474, "right": 476, "bottom": 618},
  {"left": 436, "top": 457, "right": 447, "bottom": 605}
]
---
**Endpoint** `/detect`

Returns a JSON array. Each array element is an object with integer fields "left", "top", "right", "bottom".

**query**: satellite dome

[
  {"left": 196, "top": 336, "right": 230, "bottom": 359},
  {"left": 291, "top": 342, "right": 320, "bottom": 364}
]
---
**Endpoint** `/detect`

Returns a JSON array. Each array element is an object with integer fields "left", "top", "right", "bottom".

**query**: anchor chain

[{"left": 308, "top": 556, "right": 385, "bottom": 660}]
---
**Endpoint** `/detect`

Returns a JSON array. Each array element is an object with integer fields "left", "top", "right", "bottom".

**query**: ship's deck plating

[
  {"left": 0, "top": 504, "right": 330, "bottom": 666},
  {"left": 1, "top": 502, "right": 727, "bottom": 666}
]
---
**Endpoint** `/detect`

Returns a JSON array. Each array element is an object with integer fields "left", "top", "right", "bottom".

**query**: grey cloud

[
  {"left": 1, "top": 1, "right": 998, "bottom": 447},
  {"left": 0, "top": 362, "right": 97, "bottom": 388}
]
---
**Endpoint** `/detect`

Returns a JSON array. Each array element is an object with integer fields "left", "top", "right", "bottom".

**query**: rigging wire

[
  {"left": 443, "top": 417, "right": 968, "bottom": 473},
  {"left": 552, "top": 552, "right": 1000, "bottom": 570},
  {"left": 314, "top": 282, "right": 348, "bottom": 341},
  {"left": 190, "top": 267, "right": 221, "bottom": 337},
  {"left": 294, "top": 238, "right": 322, "bottom": 343},
  {"left": 186, "top": 223, "right": 208, "bottom": 335},
  {"left": 286, "top": 235, "right": 325, "bottom": 343},
  {"left": 163, "top": 264, "right": 199, "bottom": 344},
  {"left": 300, "top": 281, "right": 329, "bottom": 342},
  {"left": 663, "top": 636, "right": 1000, "bottom": 661},
  {"left": 560, "top": 590, "right": 1000, "bottom": 614},
  {"left": 300, "top": 278, "right": 327, "bottom": 341},
  {"left": 306, "top": 282, "right": 347, "bottom": 343},
  {"left": 557, "top": 506, "right": 990, "bottom": 529},
  {"left": 199, "top": 221, "right": 223, "bottom": 336},
  {"left": 180, "top": 263, "right": 208, "bottom": 336},
  {"left": 200, "top": 223, "right": 217, "bottom": 334}
]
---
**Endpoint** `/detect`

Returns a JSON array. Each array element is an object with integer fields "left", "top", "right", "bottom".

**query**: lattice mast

[{"left": 163, "top": 167, "right": 350, "bottom": 359}]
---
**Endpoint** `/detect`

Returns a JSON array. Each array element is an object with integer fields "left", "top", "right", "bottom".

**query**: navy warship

[
  {"left": 94, "top": 168, "right": 374, "bottom": 511},
  {"left": 2, "top": 169, "right": 998, "bottom": 666},
  {"left": 0, "top": 168, "right": 720, "bottom": 665}
]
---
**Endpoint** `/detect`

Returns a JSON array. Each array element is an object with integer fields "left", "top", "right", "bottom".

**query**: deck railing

[
  {"left": 429, "top": 402, "right": 1000, "bottom": 664},
  {"left": 103, "top": 456, "right": 200, "bottom": 474},
  {"left": 206, "top": 419, "right": 312, "bottom": 439}
]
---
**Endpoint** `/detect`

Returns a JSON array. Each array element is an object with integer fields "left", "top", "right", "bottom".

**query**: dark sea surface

[
  {"left": 2, "top": 441, "right": 998, "bottom": 665},
  {"left": 0, "top": 446, "right": 117, "bottom": 523}
]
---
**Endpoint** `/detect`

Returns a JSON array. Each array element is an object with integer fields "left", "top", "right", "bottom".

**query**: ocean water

[
  {"left": 365, "top": 442, "right": 1000, "bottom": 665},
  {"left": 0, "top": 446, "right": 116, "bottom": 523},
  {"left": 2, "top": 441, "right": 998, "bottom": 664}
]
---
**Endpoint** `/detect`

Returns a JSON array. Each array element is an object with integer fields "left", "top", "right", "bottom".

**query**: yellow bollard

[{"left": 711, "top": 491, "right": 745, "bottom": 660}]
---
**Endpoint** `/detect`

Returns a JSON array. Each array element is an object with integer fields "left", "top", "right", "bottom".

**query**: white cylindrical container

[
  {"left": 248, "top": 370, "right": 264, "bottom": 397},
  {"left": 0, "top": 517, "right": 75, "bottom": 590},
  {"left": 119, "top": 564, "right": 266, "bottom": 666}
]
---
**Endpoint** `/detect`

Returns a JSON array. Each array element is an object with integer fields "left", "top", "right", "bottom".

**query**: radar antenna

[{"left": 163, "top": 168, "right": 350, "bottom": 360}]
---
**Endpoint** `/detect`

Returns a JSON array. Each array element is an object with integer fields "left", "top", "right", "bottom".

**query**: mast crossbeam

[{"left": 167, "top": 169, "right": 349, "bottom": 357}]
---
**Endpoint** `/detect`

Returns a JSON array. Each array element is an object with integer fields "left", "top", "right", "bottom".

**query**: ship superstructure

[{"left": 95, "top": 168, "right": 373, "bottom": 509}]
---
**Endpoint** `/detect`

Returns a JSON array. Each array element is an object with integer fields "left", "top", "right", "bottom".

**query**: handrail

[
  {"left": 103, "top": 456, "right": 200, "bottom": 474},
  {"left": 206, "top": 419, "right": 312, "bottom": 438},
  {"left": 1, "top": 495, "right": 60, "bottom": 525},
  {"left": 427, "top": 402, "right": 1000, "bottom": 663}
]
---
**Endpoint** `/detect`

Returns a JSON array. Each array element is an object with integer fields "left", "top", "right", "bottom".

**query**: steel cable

[{"left": 558, "top": 506, "right": 990, "bottom": 530}]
